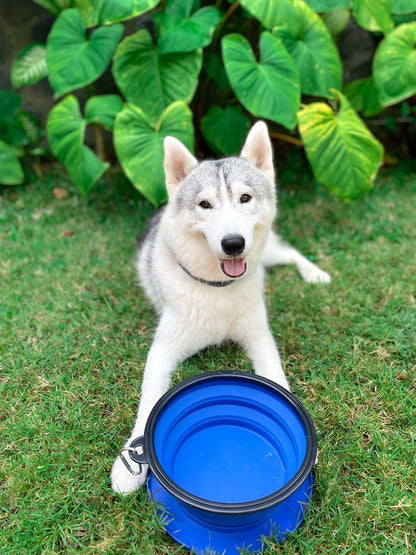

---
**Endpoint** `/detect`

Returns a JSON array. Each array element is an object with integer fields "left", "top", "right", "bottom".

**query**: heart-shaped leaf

[
  {"left": 157, "top": 0, "right": 221, "bottom": 53},
  {"left": 113, "top": 29, "right": 202, "bottom": 123},
  {"left": 351, "top": 0, "right": 394, "bottom": 34},
  {"left": 273, "top": 7, "right": 342, "bottom": 97},
  {"left": 298, "top": 90, "right": 384, "bottom": 200},
  {"left": 240, "top": 0, "right": 342, "bottom": 97},
  {"left": 76, "top": 0, "right": 160, "bottom": 27},
  {"left": 46, "top": 9, "right": 123, "bottom": 98},
  {"left": 344, "top": 77, "right": 383, "bottom": 117},
  {"left": 11, "top": 43, "right": 48, "bottom": 88},
  {"left": 85, "top": 95, "right": 123, "bottom": 131},
  {"left": 201, "top": 105, "right": 251, "bottom": 156},
  {"left": 0, "top": 140, "right": 24, "bottom": 185},
  {"left": 373, "top": 22, "right": 416, "bottom": 106},
  {"left": 222, "top": 32, "right": 300, "bottom": 130},
  {"left": 46, "top": 94, "right": 109, "bottom": 194},
  {"left": 114, "top": 101, "right": 194, "bottom": 206}
]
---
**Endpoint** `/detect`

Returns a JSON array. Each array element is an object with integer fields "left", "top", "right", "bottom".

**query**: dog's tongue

[{"left": 222, "top": 257, "right": 246, "bottom": 278}]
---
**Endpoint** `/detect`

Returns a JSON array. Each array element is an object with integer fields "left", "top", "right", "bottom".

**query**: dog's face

[{"left": 163, "top": 122, "right": 277, "bottom": 278}]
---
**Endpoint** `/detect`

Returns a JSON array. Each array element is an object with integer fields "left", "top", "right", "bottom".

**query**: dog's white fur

[{"left": 111, "top": 122, "right": 330, "bottom": 494}]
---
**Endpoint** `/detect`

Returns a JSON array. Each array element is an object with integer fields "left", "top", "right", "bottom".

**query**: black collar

[{"left": 179, "top": 263, "right": 233, "bottom": 287}]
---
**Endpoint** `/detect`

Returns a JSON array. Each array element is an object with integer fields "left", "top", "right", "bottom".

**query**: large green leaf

[
  {"left": 297, "top": 90, "right": 384, "bottom": 200},
  {"left": 373, "top": 22, "right": 416, "bottom": 106},
  {"left": 344, "top": 77, "right": 383, "bottom": 117},
  {"left": 75, "top": 0, "right": 159, "bottom": 27},
  {"left": 113, "top": 29, "right": 202, "bottom": 123},
  {"left": 46, "top": 94, "right": 109, "bottom": 194},
  {"left": 85, "top": 95, "right": 123, "bottom": 131},
  {"left": 114, "top": 101, "right": 194, "bottom": 206},
  {"left": 240, "top": 0, "right": 342, "bottom": 97},
  {"left": 222, "top": 32, "right": 300, "bottom": 130},
  {"left": 157, "top": 0, "right": 221, "bottom": 53},
  {"left": 351, "top": 0, "right": 394, "bottom": 34},
  {"left": 238, "top": 0, "right": 282, "bottom": 28},
  {"left": 201, "top": 105, "right": 251, "bottom": 156},
  {"left": 46, "top": 9, "right": 123, "bottom": 98},
  {"left": 32, "top": 0, "right": 73, "bottom": 15},
  {"left": 392, "top": 0, "right": 416, "bottom": 14},
  {"left": 239, "top": 0, "right": 347, "bottom": 29},
  {"left": 0, "top": 140, "right": 24, "bottom": 185},
  {"left": 303, "top": 0, "right": 350, "bottom": 11},
  {"left": 11, "top": 43, "right": 48, "bottom": 88}
]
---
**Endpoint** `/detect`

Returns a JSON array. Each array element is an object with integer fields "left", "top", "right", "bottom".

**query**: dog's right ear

[{"left": 164, "top": 137, "right": 198, "bottom": 197}]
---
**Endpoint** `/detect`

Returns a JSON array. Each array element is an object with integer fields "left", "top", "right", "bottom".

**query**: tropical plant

[
  {"left": 0, "top": 90, "right": 44, "bottom": 185},
  {"left": 6, "top": 0, "right": 416, "bottom": 204}
]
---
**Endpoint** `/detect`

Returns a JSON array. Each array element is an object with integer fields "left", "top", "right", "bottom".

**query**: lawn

[{"left": 1, "top": 161, "right": 415, "bottom": 554}]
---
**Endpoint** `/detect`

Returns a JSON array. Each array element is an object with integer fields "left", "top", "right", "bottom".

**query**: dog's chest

[{"left": 171, "top": 276, "right": 262, "bottom": 332}]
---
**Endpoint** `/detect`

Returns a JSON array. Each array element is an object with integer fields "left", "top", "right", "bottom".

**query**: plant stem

[
  {"left": 31, "top": 157, "right": 43, "bottom": 178},
  {"left": 269, "top": 131, "right": 303, "bottom": 146},
  {"left": 209, "top": 1, "right": 241, "bottom": 59},
  {"left": 93, "top": 123, "right": 106, "bottom": 161},
  {"left": 218, "top": 1, "right": 240, "bottom": 32}
]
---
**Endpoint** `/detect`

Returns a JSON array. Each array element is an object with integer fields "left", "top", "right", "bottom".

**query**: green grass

[{"left": 1, "top": 162, "right": 415, "bottom": 554}]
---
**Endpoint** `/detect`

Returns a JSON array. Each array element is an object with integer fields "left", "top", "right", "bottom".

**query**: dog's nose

[{"left": 221, "top": 234, "right": 245, "bottom": 256}]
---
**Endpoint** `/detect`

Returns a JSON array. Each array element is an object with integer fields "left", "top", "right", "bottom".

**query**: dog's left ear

[
  {"left": 240, "top": 121, "right": 274, "bottom": 181},
  {"left": 164, "top": 137, "right": 198, "bottom": 197}
]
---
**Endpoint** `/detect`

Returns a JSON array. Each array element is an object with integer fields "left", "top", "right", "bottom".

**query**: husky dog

[{"left": 111, "top": 122, "right": 330, "bottom": 494}]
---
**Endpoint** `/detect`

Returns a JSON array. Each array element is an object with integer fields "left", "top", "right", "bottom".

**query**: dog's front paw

[
  {"left": 111, "top": 455, "right": 149, "bottom": 495},
  {"left": 300, "top": 263, "right": 331, "bottom": 284}
]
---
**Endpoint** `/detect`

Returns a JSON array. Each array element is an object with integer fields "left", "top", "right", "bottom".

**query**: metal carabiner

[
  {"left": 119, "top": 436, "right": 148, "bottom": 475},
  {"left": 119, "top": 446, "right": 144, "bottom": 475}
]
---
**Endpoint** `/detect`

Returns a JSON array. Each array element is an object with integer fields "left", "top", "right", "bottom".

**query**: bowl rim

[{"left": 144, "top": 371, "right": 317, "bottom": 515}]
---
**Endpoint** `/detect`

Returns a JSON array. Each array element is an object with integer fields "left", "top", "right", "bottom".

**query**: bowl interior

[{"left": 151, "top": 376, "right": 309, "bottom": 505}]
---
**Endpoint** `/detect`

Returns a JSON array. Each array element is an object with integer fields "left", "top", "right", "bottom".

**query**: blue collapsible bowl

[{"left": 131, "top": 371, "right": 317, "bottom": 554}]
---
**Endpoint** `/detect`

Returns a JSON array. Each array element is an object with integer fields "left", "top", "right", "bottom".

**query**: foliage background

[{"left": 1, "top": 0, "right": 416, "bottom": 204}]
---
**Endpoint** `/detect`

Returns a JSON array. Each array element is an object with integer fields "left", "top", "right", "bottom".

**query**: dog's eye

[
  {"left": 240, "top": 194, "right": 252, "bottom": 204},
  {"left": 199, "top": 200, "right": 212, "bottom": 209}
]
